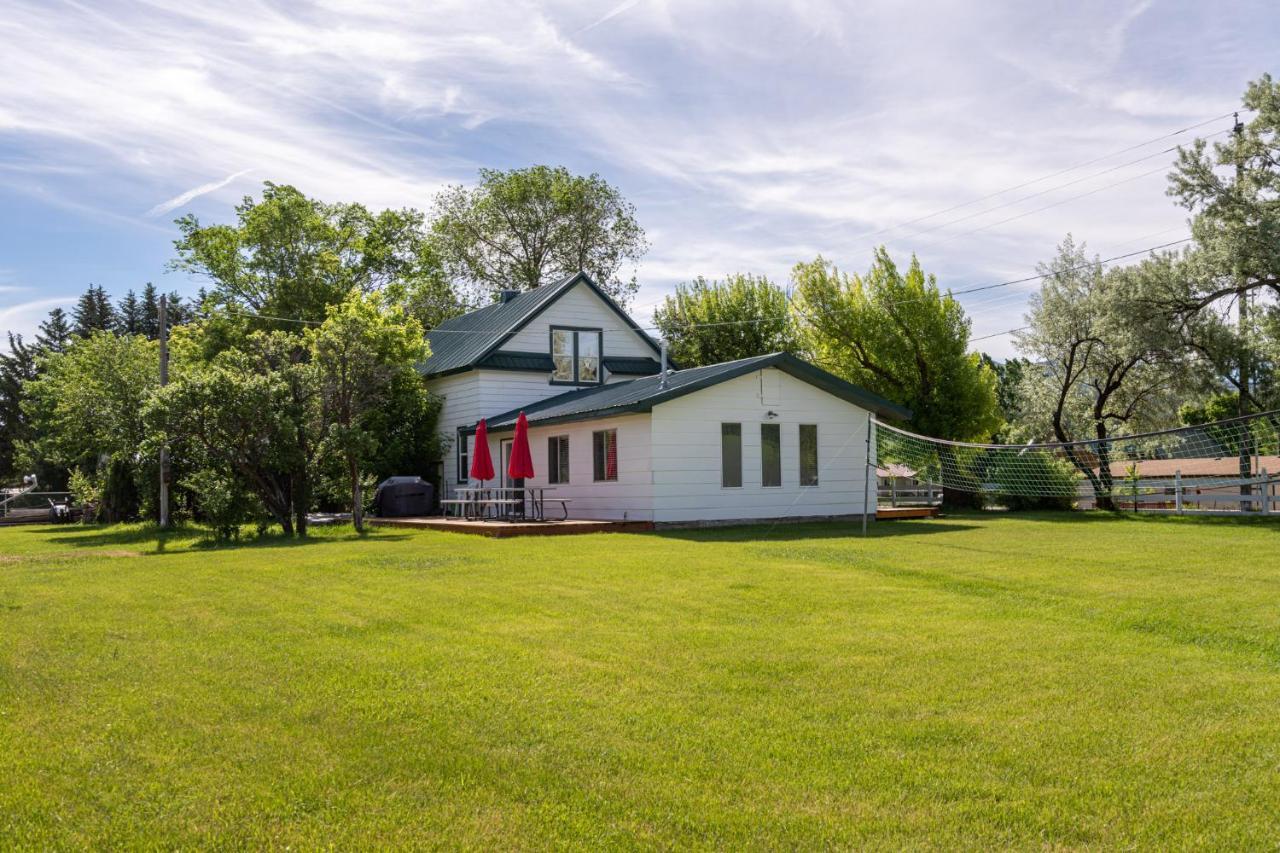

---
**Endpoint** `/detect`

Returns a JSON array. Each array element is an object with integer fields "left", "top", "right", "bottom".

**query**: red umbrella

[
  {"left": 508, "top": 411, "right": 536, "bottom": 480},
  {"left": 470, "top": 419, "right": 495, "bottom": 483}
]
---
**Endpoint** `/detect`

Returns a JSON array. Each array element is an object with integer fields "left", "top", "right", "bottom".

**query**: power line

[
  {"left": 879, "top": 130, "right": 1228, "bottom": 248},
  {"left": 849, "top": 111, "right": 1239, "bottom": 243},
  {"left": 208, "top": 237, "right": 1192, "bottom": 338}
]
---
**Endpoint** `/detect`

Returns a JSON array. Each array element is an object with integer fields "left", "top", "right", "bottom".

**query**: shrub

[
  {"left": 989, "top": 452, "right": 1078, "bottom": 511},
  {"left": 183, "top": 468, "right": 259, "bottom": 540}
]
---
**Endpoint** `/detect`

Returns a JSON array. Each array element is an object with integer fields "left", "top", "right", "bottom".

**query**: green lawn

[{"left": 2, "top": 514, "right": 1280, "bottom": 848}]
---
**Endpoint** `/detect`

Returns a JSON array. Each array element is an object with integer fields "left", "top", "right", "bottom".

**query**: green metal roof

[
  {"left": 474, "top": 352, "right": 912, "bottom": 433},
  {"left": 478, "top": 351, "right": 662, "bottom": 375},
  {"left": 419, "top": 272, "right": 663, "bottom": 378}
]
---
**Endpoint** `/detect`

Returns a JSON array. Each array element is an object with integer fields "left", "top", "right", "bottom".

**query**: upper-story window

[{"left": 550, "top": 326, "right": 603, "bottom": 385}]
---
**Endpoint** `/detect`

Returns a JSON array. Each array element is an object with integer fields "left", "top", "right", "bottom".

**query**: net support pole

[{"left": 863, "top": 413, "right": 873, "bottom": 537}]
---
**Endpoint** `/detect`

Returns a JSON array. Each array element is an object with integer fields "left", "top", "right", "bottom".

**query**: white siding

[
  {"left": 498, "top": 281, "right": 656, "bottom": 359},
  {"left": 484, "top": 413, "right": 654, "bottom": 521},
  {"left": 648, "top": 367, "right": 876, "bottom": 523},
  {"left": 429, "top": 363, "right": 879, "bottom": 523},
  {"left": 428, "top": 368, "right": 633, "bottom": 498}
]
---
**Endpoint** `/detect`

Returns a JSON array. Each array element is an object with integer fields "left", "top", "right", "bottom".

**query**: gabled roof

[
  {"left": 419, "top": 271, "right": 664, "bottom": 378},
  {"left": 474, "top": 352, "right": 912, "bottom": 433}
]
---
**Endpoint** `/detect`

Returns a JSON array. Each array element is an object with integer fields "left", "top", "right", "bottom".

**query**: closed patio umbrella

[
  {"left": 470, "top": 419, "right": 495, "bottom": 484},
  {"left": 508, "top": 411, "right": 536, "bottom": 480}
]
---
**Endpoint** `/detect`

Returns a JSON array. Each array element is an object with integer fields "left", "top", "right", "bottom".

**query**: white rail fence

[{"left": 1081, "top": 471, "right": 1279, "bottom": 514}]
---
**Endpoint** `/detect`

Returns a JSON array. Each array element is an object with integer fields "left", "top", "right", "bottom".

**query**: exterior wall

[
  {"left": 497, "top": 281, "right": 657, "bottom": 360},
  {"left": 428, "top": 369, "right": 632, "bottom": 498},
  {"left": 484, "top": 413, "right": 654, "bottom": 521},
  {"left": 429, "top": 364, "right": 879, "bottom": 522},
  {"left": 648, "top": 367, "right": 875, "bottom": 523}
]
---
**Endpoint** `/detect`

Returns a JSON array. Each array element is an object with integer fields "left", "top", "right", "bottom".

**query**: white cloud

[
  {"left": 146, "top": 169, "right": 254, "bottom": 217},
  {"left": 0, "top": 0, "right": 1270, "bottom": 361}
]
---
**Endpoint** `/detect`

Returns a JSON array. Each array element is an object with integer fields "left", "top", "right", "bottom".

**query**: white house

[{"left": 421, "top": 272, "right": 910, "bottom": 524}]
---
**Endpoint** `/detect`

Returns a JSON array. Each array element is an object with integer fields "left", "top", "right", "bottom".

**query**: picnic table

[{"left": 441, "top": 486, "right": 570, "bottom": 521}]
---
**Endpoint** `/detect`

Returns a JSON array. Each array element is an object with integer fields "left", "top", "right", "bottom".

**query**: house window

[
  {"left": 761, "top": 423, "right": 781, "bottom": 487},
  {"left": 550, "top": 326, "right": 603, "bottom": 385},
  {"left": 548, "top": 435, "right": 569, "bottom": 484},
  {"left": 457, "top": 428, "right": 469, "bottom": 483},
  {"left": 799, "top": 424, "right": 819, "bottom": 486},
  {"left": 593, "top": 429, "right": 618, "bottom": 481},
  {"left": 721, "top": 423, "right": 742, "bottom": 488}
]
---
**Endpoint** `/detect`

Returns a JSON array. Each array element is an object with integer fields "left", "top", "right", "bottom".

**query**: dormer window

[{"left": 550, "top": 326, "right": 603, "bottom": 385}]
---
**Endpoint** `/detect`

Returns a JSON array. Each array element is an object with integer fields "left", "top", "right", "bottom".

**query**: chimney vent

[{"left": 499, "top": 289, "right": 521, "bottom": 304}]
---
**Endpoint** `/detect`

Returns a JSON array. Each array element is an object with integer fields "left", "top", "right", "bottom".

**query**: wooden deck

[
  {"left": 876, "top": 505, "right": 940, "bottom": 520},
  {"left": 368, "top": 516, "right": 655, "bottom": 538}
]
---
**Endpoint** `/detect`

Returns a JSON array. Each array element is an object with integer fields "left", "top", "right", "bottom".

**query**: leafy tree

[
  {"left": 979, "top": 354, "right": 1032, "bottom": 441},
  {"left": 72, "top": 284, "right": 117, "bottom": 337},
  {"left": 0, "top": 334, "right": 38, "bottom": 480},
  {"left": 1014, "top": 238, "right": 1193, "bottom": 510},
  {"left": 792, "top": 249, "right": 1000, "bottom": 507},
  {"left": 307, "top": 291, "right": 428, "bottom": 532},
  {"left": 36, "top": 308, "right": 72, "bottom": 353},
  {"left": 173, "top": 182, "right": 445, "bottom": 328},
  {"left": 432, "top": 166, "right": 647, "bottom": 305},
  {"left": 22, "top": 331, "right": 158, "bottom": 520},
  {"left": 1166, "top": 75, "right": 1280, "bottom": 418},
  {"left": 146, "top": 332, "right": 319, "bottom": 536},
  {"left": 653, "top": 274, "right": 798, "bottom": 367}
]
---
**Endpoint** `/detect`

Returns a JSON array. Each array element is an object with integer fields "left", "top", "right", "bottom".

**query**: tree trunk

[
  {"left": 350, "top": 455, "right": 363, "bottom": 533},
  {"left": 1093, "top": 437, "right": 1117, "bottom": 512},
  {"left": 292, "top": 471, "right": 310, "bottom": 537}
]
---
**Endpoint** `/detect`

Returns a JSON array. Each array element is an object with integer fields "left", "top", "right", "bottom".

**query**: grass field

[{"left": 2, "top": 513, "right": 1280, "bottom": 848}]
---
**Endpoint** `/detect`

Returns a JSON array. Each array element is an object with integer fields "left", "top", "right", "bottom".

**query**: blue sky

[{"left": 1, "top": 0, "right": 1276, "bottom": 357}]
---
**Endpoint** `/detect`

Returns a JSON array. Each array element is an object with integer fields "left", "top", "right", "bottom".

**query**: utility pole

[
  {"left": 1233, "top": 112, "right": 1254, "bottom": 509},
  {"left": 158, "top": 294, "right": 170, "bottom": 528}
]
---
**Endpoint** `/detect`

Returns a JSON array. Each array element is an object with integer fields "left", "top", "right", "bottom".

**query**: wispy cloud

[
  {"left": 575, "top": 0, "right": 643, "bottom": 35},
  {"left": 145, "top": 168, "right": 253, "bottom": 218},
  {"left": 0, "top": 0, "right": 1273, "bottom": 358}
]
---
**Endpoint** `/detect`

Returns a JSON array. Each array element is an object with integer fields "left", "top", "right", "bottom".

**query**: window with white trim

[
  {"left": 761, "top": 423, "right": 781, "bottom": 487},
  {"left": 721, "top": 423, "right": 742, "bottom": 488},
  {"left": 548, "top": 435, "right": 569, "bottom": 484},
  {"left": 593, "top": 429, "right": 618, "bottom": 481},
  {"left": 550, "top": 327, "right": 603, "bottom": 385},
  {"left": 799, "top": 424, "right": 819, "bottom": 486},
  {"left": 456, "top": 429, "right": 470, "bottom": 483}
]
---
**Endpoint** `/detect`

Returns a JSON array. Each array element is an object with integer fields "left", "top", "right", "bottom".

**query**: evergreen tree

[
  {"left": 72, "top": 284, "right": 117, "bottom": 337},
  {"left": 0, "top": 333, "right": 38, "bottom": 479},
  {"left": 36, "top": 308, "right": 72, "bottom": 353},
  {"left": 165, "top": 291, "right": 189, "bottom": 328},
  {"left": 141, "top": 283, "right": 161, "bottom": 339},
  {"left": 118, "top": 290, "right": 145, "bottom": 335}
]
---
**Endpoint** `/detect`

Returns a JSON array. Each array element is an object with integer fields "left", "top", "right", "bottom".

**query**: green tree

[
  {"left": 307, "top": 291, "right": 428, "bottom": 532},
  {"left": 979, "top": 354, "right": 1031, "bottom": 441},
  {"left": 653, "top": 274, "right": 798, "bottom": 367},
  {"left": 1166, "top": 75, "right": 1280, "bottom": 417},
  {"left": 172, "top": 182, "right": 445, "bottom": 328},
  {"left": 792, "top": 249, "right": 999, "bottom": 508},
  {"left": 36, "top": 308, "right": 72, "bottom": 353},
  {"left": 22, "top": 331, "right": 158, "bottom": 520},
  {"left": 431, "top": 166, "right": 647, "bottom": 305},
  {"left": 146, "top": 332, "right": 319, "bottom": 536},
  {"left": 0, "top": 334, "right": 38, "bottom": 480},
  {"left": 1014, "top": 238, "right": 1193, "bottom": 510},
  {"left": 117, "top": 290, "right": 144, "bottom": 336},
  {"left": 72, "top": 284, "right": 117, "bottom": 337}
]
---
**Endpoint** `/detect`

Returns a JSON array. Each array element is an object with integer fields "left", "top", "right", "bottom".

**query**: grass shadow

[
  {"left": 651, "top": 518, "right": 980, "bottom": 544},
  {"left": 23, "top": 523, "right": 413, "bottom": 554}
]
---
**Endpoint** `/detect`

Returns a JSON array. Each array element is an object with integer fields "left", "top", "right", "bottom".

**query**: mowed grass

[{"left": 2, "top": 514, "right": 1280, "bottom": 848}]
